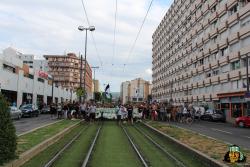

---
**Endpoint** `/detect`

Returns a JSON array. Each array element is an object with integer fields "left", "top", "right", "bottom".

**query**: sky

[{"left": 0, "top": 0, "right": 173, "bottom": 92}]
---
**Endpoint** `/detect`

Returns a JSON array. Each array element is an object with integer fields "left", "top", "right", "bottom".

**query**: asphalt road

[
  {"left": 13, "top": 114, "right": 58, "bottom": 135},
  {"left": 165, "top": 121, "right": 250, "bottom": 150}
]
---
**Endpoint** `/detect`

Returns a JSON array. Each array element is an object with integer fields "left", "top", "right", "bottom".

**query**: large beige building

[
  {"left": 152, "top": 0, "right": 250, "bottom": 120},
  {"left": 44, "top": 53, "right": 92, "bottom": 96},
  {"left": 120, "top": 78, "right": 152, "bottom": 104}
]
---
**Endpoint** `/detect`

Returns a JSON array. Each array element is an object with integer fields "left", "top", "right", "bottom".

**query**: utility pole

[
  {"left": 91, "top": 66, "right": 99, "bottom": 100},
  {"left": 79, "top": 53, "right": 83, "bottom": 103},
  {"left": 246, "top": 54, "right": 250, "bottom": 115}
]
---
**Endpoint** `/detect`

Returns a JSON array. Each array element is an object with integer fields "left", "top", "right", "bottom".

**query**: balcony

[
  {"left": 228, "top": 32, "right": 239, "bottom": 44},
  {"left": 220, "top": 73, "right": 229, "bottom": 83},
  {"left": 239, "top": 3, "right": 250, "bottom": 18},
  {"left": 204, "top": 78, "right": 211, "bottom": 86},
  {"left": 227, "top": 13, "right": 239, "bottom": 26},
  {"left": 219, "top": 52, "right": 229, "bottom": 63},
  {"left": 211, "top": 76, "right": 219, "bottom": 83},
  {"left": 211, "top": 60, "right": 219, "bottom": 69},
  {"left": 229, "top": 69, "right": 241, "bottom": 80},
  {"left": 239, "top": 25, "right": 250, "bottom": 39},
  {"left": 227, "top": 0, "right": 238, "bottom": 9},
  {"left": 229, "top": 52, "right": 240, "bottom": 62}
]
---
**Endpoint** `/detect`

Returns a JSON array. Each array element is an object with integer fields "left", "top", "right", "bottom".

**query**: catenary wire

[{"left": 123, "top": 0, "right": 154, "bottom": 72}]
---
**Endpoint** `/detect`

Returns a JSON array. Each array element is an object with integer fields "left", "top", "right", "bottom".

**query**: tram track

[
  {"left": 121, "top": 125, "right": 149, "bottom": 167},
  {"left": 134, "top": 125, "right": 186, "bottom": 167},
  {"left": 81, "top": 124, "right": 102, "bottom": 167},
  {"left": 43, "top": 124, "right": 90, "bottom": 167}
]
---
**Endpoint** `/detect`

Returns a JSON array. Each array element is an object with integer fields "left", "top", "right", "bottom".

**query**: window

[
  {"left": 229, "top": 3, "right": 239, "bottom": 15},
  {"left": 199, "top": 58, "right": 204, "bottom": 65},
  {"left": 221, "top": 47, "right": 228, "bottom": 56},
  {"left": 211, "top": 5, "right": 217, "bottom": 13},
  {"left": 38, "top": 78, "right": 44, "bottom": 83},
  {"left": 231, "top": 60, "right": 240, "bottom": 70},
  {"left": 213, "top": 70, "right": 219, "bottom": 76}
]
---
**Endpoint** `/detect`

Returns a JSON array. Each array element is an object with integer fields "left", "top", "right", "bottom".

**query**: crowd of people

[
  {"left": 49, "top": 100, "right": 97, "bottom": 122},
  {"left": 46, "top": 100, "right": 202, "bottom": 125},
  {"left": 115, "top": 102, "right": 202, "bottom": 125}
]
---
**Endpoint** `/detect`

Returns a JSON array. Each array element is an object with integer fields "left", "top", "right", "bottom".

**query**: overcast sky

[{"left": 0, "top": 0, "right": 172, "bottom": 92}]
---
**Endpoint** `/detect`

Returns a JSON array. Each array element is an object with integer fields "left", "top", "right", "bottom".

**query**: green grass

[
  {"left": 17, "top": 120, "right": 80, "bottom": 154},
  {"left": 126, "top": 125, "right": 177, "bottom": 167},
  {"left": 52, "top": 123, "right": 98, "bottom": 167},
  {"left": 137, "top": 124, "right": 204, "bottom": 167},
  {"left": 21, "top": 124, "right": 85, "bottom": 167},
  {"left": 89, "top": 122, "right": 142, "bottom": 167}
]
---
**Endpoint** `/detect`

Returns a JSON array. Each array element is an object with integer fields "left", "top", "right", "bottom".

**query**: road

[
  {"left": 14, "top": 114, "right": 58, "bottom": 135},
  {"left": 165, "top": 121, "right": 250, "bottom": 150}
]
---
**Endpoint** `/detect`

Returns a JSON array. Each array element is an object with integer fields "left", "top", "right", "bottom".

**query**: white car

[
  {"left": 193, "top": 106, "right": 205, "bottom": 118},
  {"left": 8, "top": 106, "right": 22, "bottom": 120}
]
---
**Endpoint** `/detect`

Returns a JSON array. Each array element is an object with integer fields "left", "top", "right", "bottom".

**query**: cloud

[{"left": 0, "top": 0, "right": 172, "bottom": 91}]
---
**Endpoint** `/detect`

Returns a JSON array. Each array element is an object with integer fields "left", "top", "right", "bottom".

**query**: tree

[
  {"left": 0, "top": 94, "right": 17, "bottom": 165},
  {"left": 94, "top": 92, "right": 102, "bottom": 102},
  {"left": 76, "top": 87, "right": 86, "bottom": 100}
]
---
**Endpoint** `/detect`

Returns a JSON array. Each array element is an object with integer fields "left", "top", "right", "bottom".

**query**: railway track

[
  {"left": 134, "top": 125, "right": 186, "bottom": 167},
  {"left": 42, "top": 123, "right": 102, "bottom": 167},
  {"left": 81, "top": 124, "right": 102, "bottom": 167},
  {"left": 121, "top": 125, "right": 149, "bottom": 167}
]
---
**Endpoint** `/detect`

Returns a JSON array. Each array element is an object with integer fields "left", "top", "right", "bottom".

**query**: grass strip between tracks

[
  {"left": 21, "top": 124, "right": 84, "bottom": 167},
  {"left": 126, "top": 125, "right": 178, "bottom": 167},
  {"left": 52, "top": 123, "right": 98, "bottom": 167},
  {"left": 146, "top": 121, "right": 250, "bottom": 166},
  {"left": 89, "top": 122, "right": 142, "bottom": 167},
  {"left": 17, "top": 119, "right": 80, "bottom": 155}
]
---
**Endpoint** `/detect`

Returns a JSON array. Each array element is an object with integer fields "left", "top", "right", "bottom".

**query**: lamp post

[
  {"left": 91, "top": 66, "right": 99, "bottom": 100},
  {"left": 78, "top": 26, "right": 95, "bottom": 103}
]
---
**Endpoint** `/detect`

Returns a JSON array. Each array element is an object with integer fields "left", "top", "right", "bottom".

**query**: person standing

[
  {"left": 127, "top": 104, "right": 134, "bottom": 125},
  {"left": 80, "top": 102, "right": 87, "bottom": 120},
  {"left": 88, "top": 102, "right": 96, "bottom": 122},
  {"left": 116, "top": 105, "right": 123, "bottom": 125}
]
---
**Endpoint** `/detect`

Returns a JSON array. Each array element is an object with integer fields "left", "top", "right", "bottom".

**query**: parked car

[
  {"left": 235, "top": 115, "right": 250, "bottom": 127},
  {"left": 20, "top": 104, "right": 39, "bottom": 117},
  {"left": 41, "top": 105, "right": 50, "bottom": 114},
  {"left": 193, "top": 106, "right": 205, "bottom": 119},
  {"left": 200, "top": 109, "right": 226, "bottom": 122},
  {"left": 8, "top": 106, "right": 22, "bottom": 120}
]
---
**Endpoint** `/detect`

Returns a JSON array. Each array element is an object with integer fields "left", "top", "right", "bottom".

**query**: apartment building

[
  {"left": 44, "top": 53, "right": 92, "bottom": 97},
  {"left": 120, "top": 78, "right": 152, "bottom": 104},
  {"left": 152, "top": 0, "right": 250, "bottom": 121}
]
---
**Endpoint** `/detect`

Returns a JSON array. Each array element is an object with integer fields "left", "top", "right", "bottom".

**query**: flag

[
  {"left": 104, "top": 84, "right": 112, "bottom": 100},
  {"left": 105, "top": 84, "right": 110, "bottom": 92}
]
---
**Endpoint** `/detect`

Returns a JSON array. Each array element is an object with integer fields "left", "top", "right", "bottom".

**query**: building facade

[
  {"left": 152, "top": 0, "right": 250, "bottom": 121},
  {"left": 93, "top": 79, "right": 100, "bottom": 92},
  {"left": 120, "top": 78, "right": 152, "bottom": 104},
  {"left": 44, "top": 53, "right": 92, "bottom": 97},
  {"left": 0, "top": 48, "right": 77, "bottom": 107}
]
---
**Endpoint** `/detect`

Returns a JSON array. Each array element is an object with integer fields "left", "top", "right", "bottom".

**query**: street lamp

[{"left": 78, "top": 26, "right": 95, "bottom": 103}]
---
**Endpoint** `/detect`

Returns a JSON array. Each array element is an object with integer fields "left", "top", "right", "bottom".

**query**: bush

[{"left": 0, "top": 93, "right": 17, "bottom": 165}]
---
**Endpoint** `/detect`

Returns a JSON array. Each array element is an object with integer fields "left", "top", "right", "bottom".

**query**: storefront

[
  {"left": 1, "top": 89, "right": 17, "bottom": 106},
  {"left": 217, "top": 91, "right": 246, "bottom": 122},
  {"left": 22, "top": 93, "right": 33, "bottom": 104}
]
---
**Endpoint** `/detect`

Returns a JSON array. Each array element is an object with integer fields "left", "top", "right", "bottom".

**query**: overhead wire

[
  {"left": 122, "top": 0, "right": 154, "bottom": 72},
  {"left": 108, "top": 0, "right": 118, "bottom": 84}
]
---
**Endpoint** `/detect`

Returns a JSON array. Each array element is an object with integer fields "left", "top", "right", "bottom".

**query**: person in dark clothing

[{"left": 127, "top": 104, "right": 134, "bottom": 125}]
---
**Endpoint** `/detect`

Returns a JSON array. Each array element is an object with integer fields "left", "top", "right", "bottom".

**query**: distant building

[
  {"left": 120, "top": 78, "right": 152, "bottom": 104},
  {"left": 44, "top": 53, "right": 92, "bottom": 98},
  {"left": 33, "top": 60, "right": 49, "bottom": 72},
  {"left": 93, "top": 79, "right": 100, "bottom": 92}
]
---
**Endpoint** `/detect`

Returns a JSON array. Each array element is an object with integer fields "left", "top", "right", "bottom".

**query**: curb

[
  {"left": 4, "top": 120, "right": 83, "bottom": 167},
  {"left": 143, "top": 122, "right": 228, "bottom": 167},
  {"left": 18, "top": 119, "right": 63, "bottom": 137}
]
